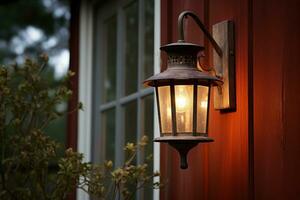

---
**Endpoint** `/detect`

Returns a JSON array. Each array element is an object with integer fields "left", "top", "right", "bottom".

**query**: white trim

[
  {"left": 153, "top": 0, "right": 161, "bottom": 199},
  {"left": 77, "top": 1, "right": 93, "bottom": 200}
]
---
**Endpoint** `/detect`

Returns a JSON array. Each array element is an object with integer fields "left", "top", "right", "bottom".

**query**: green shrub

[{"left": 0, "top": 55, "right": 160, "bottom": 200}]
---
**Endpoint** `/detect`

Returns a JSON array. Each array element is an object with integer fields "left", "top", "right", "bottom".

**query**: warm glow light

[
  {"left": 167, "top": 107, "right": 172, "bottom": 118},
  {"left": 176, "top": 96, "right": 188, "bottom": 110},
  {"left": 197, "top": 86, "right": 209, "bottom": 133},
  {"left": 175, "top": 85, "right": 193, "bottom": 133},
  {"left": 157, "top": 85, "right": 209, "bottom": 134},
  {"left": 200, "top": 100, "right": 207, "bottom": 108},
  {"left": 175, "top": 86, "right": 190, "bottom": 112},
  {"left": 158, "top": 86, "right": 172, "bottom": 133}
]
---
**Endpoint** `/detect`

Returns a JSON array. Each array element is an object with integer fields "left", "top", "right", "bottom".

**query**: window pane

[
  {"left": 197, "top": 86, "right": 209, "bottom": 134},
  {"left": 142, "top": 95, "right": 154, "bottom": 200},
  {"left": 124, "top": 100, "right": 137, "bottom": 144},
  {"left": 175, "top": 85, "right": 194, "bottom": 133},
  {"left": 157, "top": 86, "right": 172, "bottom": 134},
  {"left": 103, "top": 16, "right": 117, "bottom": 102},
  {"left": 101, "top": 108, "right": 116, "bottom": 162},
  {"left": 124, "top": 1, "right": 138, "bottom": 95},
  {"left": 143, "top": 95, "right": 154, "bottom": 158},
  {"left": 143, "top": 0, "right": 154, "bottom": 79}
]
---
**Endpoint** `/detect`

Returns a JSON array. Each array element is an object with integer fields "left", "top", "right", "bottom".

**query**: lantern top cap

[
  {"left": 144, "top": 41, "right": 222, "bottom": 87},
  {"left": 160, "top": 41, "right": 205, "bottom": 55},
  {"left": 143, "top": 67, "right": 222, "bottom": 87}
]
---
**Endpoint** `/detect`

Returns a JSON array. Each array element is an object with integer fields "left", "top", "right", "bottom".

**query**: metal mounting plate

[{"left": 212, "top": 20, "right": 236, "bottom": 110}]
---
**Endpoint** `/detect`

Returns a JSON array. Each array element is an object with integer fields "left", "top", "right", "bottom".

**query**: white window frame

[{"left": 77, "top": 0, "right": 160, "bottom": 199}]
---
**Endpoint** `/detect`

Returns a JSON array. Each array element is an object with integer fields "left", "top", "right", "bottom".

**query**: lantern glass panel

[
  {"left": 197, "top": 86, "right": 209, "bottom": 134},
  {"left": 175, "top": 85, "right": 194, "bottom": 133},
  {"left": 157, "top": 86, "right": 172, "bottom": 134}
]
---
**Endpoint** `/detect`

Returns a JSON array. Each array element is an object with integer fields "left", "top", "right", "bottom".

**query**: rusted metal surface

[
  {"left": 154, "top": 135, "right": 214, "bottom": 142},
  {"left": 144, "top": 42, "right": 222, "bottom": 87},
  {"left": 154, "top": 136, "right": 213, "bottom": 169},
  {"left": 177, "top": 11, "right": 223, "bottom": 57},
  {"left": 144, "top": 39, "right": 221, "bottom": 169}
]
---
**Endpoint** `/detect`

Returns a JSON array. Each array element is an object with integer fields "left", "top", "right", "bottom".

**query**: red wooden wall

[
  {"left": 253, "top": 0, "right": 300, "bottom": 199},
  {"left": 160, "top": 0, "right": 300, "bottom": 199},
  {"left": 68, "top": 0, "right": 80, "bottom": 152},
  {"left": 67, "top": 1, "right": 80, "bottom": 200},
  {"left": 160, "top": 0, "right": 250, "bottom": 199}
]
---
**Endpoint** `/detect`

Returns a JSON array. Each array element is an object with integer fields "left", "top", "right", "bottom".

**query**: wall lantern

[{"left": 144, "top": 11, "right": 235, "bottom": 169}]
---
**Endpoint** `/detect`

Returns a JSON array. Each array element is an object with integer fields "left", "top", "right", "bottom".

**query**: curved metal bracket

[
  {"left": 177, "top": 11, "right": 236, "bottom": 110},
  {"left": 177, "top": 10, "right": 223, "bottom": 57}
]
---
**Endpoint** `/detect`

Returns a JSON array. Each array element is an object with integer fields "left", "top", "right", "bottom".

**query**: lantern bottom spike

[{"left": 154, "top": 136, "right": 214, "bottom": 169}]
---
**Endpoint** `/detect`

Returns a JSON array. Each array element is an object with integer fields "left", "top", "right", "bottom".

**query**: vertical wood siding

[
  {"left": 67, "top": 1, "right": 80, "bottom": 200},
  {"left": 68, "top": 0, "right": 80, "bottom": 151},
  {"left": 160, "top": 0, "right": 250, "bottom": 199},
  {"left": 253, "top": 0, "right": 300, "bottom": 199},
  {"left": 208, "top": 0, "right": 250, "bottom": 199}
]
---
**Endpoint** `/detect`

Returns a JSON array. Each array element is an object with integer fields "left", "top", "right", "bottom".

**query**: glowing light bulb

[
  {"left": 200, "top": 100, "right": 208, "bottom": 108},
  {"left": 175, "top": 86, "right": 189, "bottom": 112},
  {"left": 176, "top": 96, "right": 188, "bottom": 110}
]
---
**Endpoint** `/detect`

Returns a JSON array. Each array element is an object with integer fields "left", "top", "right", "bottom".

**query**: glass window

[
  {"left": 143, "top": 95, "right": 154, "bottom": 143},
  {"left": 124, "top": 1, "right": 139, "bottom": 95},
  {"left": 101, "top": 108, "right": 116, "bottom": 162},
  {"left": 102, "top": 16, "right": 117, "bottom": 103},
  {"left": 142, "top": 95, "right": 154, "bottom": 200},
  {"left": 143, "top": 0, "right": 154, "bottom": 80},
  {"left": 93, "top": 0, "right": 155, "bottom": 199},
  {"left": 124, "top": 100, "right": 137, "bottom": 144}
]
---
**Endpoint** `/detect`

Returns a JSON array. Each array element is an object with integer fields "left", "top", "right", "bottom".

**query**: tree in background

[
  {"left": 0, "top": 0, "right": 69, "bottom": 72},
  {"left": 0, "top": 0, "right": 71, "bottom": 145}
]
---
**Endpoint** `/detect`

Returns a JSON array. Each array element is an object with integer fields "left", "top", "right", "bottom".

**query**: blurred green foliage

[
  {"left": 0, "top": 0, "right": 70, "bottom": 147},
  {"left": 0, "top": 56, "right": 161, "bottom": 199},
  {"left": 0, "top": 0, "right": 69, "bottom": 61}
]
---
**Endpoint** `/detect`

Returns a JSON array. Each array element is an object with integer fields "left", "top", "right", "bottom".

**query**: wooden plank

[
  {"left": 212, "top": 20, "right": 236, "bottom": 110},
  {"left": 67, "top": 1, "right": 80, "bottom": 200},
  {"left": 68, "top": 0, "right": 80, "bottom": 158},
  {"left": 208, "top": 0, "right": 250, "bottom": 199},
  {"left": 253, "top": 0, "right": 300, "bottom": 199}
]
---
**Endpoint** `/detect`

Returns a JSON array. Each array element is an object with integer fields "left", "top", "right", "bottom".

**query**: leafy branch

[{"left": 0, "top": 56, "right": 161, "bottom": 200}]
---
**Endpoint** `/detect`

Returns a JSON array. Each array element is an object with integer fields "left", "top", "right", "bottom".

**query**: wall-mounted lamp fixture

[{"left": 144, "top": 11, "right": 235, "bottom": 169}]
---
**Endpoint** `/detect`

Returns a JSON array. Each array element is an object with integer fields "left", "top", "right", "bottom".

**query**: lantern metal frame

[{"left": 144, "top": 10, "right": 235, "bottom": 169}]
